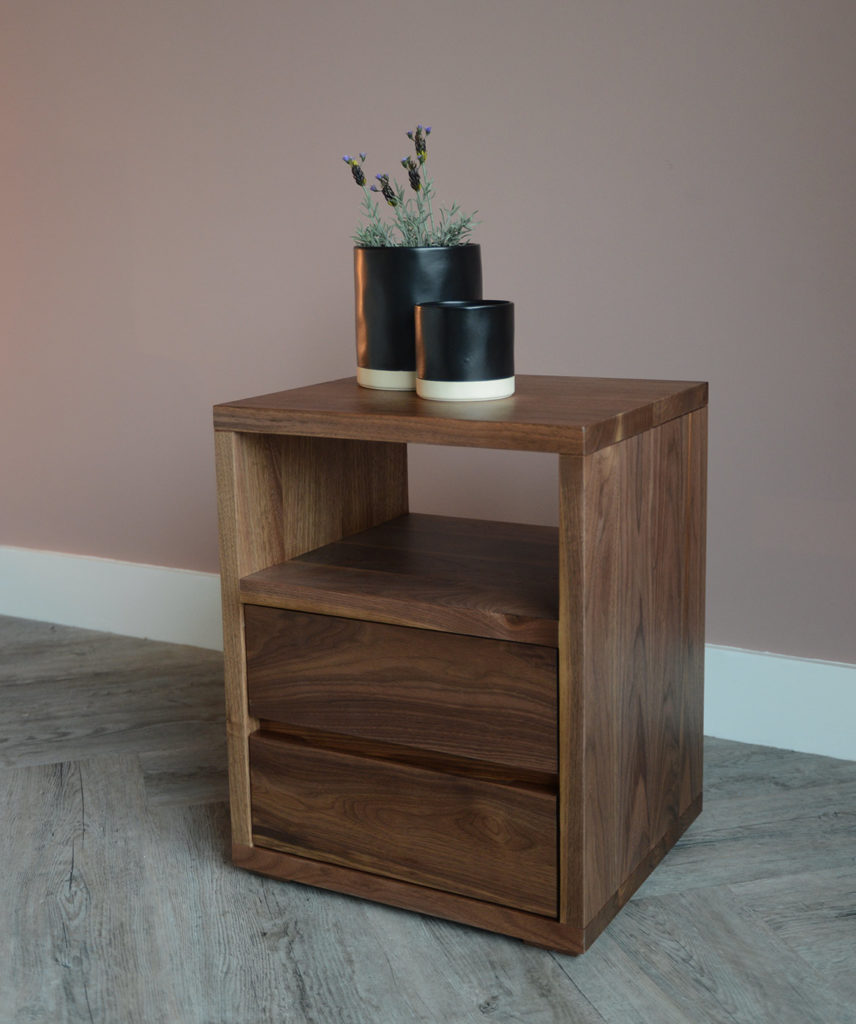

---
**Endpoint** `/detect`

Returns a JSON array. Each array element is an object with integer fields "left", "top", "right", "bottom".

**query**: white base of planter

[
  {"left": 357, "top": 367, "right": 417, "bottom": 391},
  {"left": 416, "top": 376, "right": 516, "bottom": 402}
]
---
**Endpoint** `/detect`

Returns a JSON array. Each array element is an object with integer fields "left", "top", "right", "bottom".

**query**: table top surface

[{"left": 213, "top": 374, "right": 707, "bottom": 454}]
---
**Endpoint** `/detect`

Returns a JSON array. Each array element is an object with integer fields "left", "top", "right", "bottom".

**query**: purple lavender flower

[
  {"left": 372, "top": 173, "right": 398, "bottom": 207},
  {"left": 414, "top": 125, "right": 428, "bottom": 164},
  {"left": 343, "top": 153, "right": 367, "bottom": 187},
  {"left": 407, "top": 125, "right": 431, "bottom": 164},
  {"left": 401, "top": 156, "right": 422, "bottom": 191}
]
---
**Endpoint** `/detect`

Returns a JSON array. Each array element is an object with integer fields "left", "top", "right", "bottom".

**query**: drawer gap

[{"left": 256, "top": 723, "right": 558, "bottom": 793}]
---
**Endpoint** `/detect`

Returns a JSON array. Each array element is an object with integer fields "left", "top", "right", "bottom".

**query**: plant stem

[
  {"left": 421, "top": 160, "right": 437, "bottom": 243},
  {"left": 362, "top": 186, "right": 384, "bottom": 234},
  {"left": 357, "top": 186, "right": 392, "bottom": 245}
]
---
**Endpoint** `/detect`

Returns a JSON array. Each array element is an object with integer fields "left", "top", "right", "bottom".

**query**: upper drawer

[{"left": 244, "top": 606, "right": 557, "bottom": 775}]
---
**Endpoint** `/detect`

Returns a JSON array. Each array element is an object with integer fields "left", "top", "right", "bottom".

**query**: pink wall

[{"left": 2, "top": 0, "right": 854, "bottom": 663}]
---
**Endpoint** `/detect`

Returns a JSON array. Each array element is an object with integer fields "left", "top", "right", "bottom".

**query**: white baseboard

[
  {"left": 1, "top": 546, "right": 853, "bottom": 761},
  {"left": 0, "top": 545, "right": 223, "bottom": 651},
  {"left": 704, "top": 644, "right": 855, "bottom": 762}
]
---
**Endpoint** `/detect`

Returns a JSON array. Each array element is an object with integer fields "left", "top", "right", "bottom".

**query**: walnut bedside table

[{"left": 213, "top": 374, "right": 707, "bottom": 954}]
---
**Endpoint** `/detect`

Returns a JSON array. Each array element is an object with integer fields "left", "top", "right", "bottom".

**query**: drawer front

[
  {"left": 244, "top": 606, "right": 557, "bottom": 774},
  {"left": 249, "top": 732, "right": 557, "bottom": 916}
]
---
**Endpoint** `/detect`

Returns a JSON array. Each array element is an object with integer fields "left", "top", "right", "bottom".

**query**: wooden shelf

[{"left": 240, "top": 513, "right": 559, "bottom": 646}]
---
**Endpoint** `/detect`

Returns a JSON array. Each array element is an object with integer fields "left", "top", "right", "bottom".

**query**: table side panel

[
  {"left": 214, "top": 431, "right": 259, "bottom": 845},
  {"left": 616, "top": 415, "right": 686, "bottom": 882},
  {"left": 215, "top": 431, "right": 408, "bottom": 845},
  {"left": 557, "top": 455, "right": 586, "bottom": 926},
  {"left": 572, "top": 411, "right": 707, "bottom": 925},
  {"left": 684, "top": 407, "right": 708, "bottom": 808},
  {"left": 575, "top": 441, "right": 625, "bottom": 922}
]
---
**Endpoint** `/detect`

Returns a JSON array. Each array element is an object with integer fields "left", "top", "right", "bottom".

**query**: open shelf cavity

[{"left": 239, "top": 512, "right": 560, "bottom": 647}]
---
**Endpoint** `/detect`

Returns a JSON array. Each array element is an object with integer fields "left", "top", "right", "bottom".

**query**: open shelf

[{"left": 240, "top": 512, "right": 560, "bottom": 646}]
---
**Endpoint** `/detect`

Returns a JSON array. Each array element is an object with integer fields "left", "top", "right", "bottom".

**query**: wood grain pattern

[
  {"left": 273, "top": 435, "right": 409, "bottom": 560},
  {"left": 245, "top": 606, "right": 558, "bottom": 774},
  {"left": 570, "top": 438, "right": 624, "bottom": 924},
  {"left": 298, "top": 521, "right": 556, "bottom": 585},
  {"left": 335, "top": 510, "right": 559, "bottom": 560},
  {"left": 557, "top": 453, "right": 585, "bottom": 927},
  {"left": 217, "top": 430, "right": 408, "bottom": 590},
  {"left": 683, "top": 407, "right": 708, "bottom": 810},
  {"left": 235, "top": 794, "right": 701, "bottom": 958},
  {"left": 233, "top": 842, "right": 586, "bottom": 956},
  {"left": 0, "top": 619, "right": 225, "bottom": 771},
  {"left": 558, "top": 411, "right": 706, "bottom": 929},
  {"left": 249, "top": 732, "right": 558, "bottom": 916},
  {"left": 601, "top": 884, "right": 850, "bottom": 1024},
  {"left": 214, "top": 375, "right": 708, "bottom": 455},
  {"left": 241, "top": 560, "right": 559, "bottom": 646},
  {"left": 215, "top": 377, "right": 707, "bottom": 953},
  {"left": 214, "top": 430, "right": 262, "bottom": 845},
  {"left": 252, "top": 722, "right": 557, "bottom": 789},
  {"left": 215, "top": 431, "right": 408, "bottom": 844},
  {"left": 1, "top": 754, "right": 184, "bottom": 1021},
  {"left": 582, "top": 794, "right": 703, "bottom": 949},
  {"left": 728, "top": 866, "right": 856, "bottom": 1007},
  {"left": 240, "top": 513, "right": 559, "bottom": 646},
  {"left": 637, "top": 776, "right": 856, "bottom": 899}
]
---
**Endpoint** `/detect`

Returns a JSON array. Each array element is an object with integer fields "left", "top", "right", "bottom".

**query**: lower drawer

[{"left": 249, "top": 731, "right": 557, "bottom": 917}]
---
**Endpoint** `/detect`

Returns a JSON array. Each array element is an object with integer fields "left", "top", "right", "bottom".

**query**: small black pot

[
  {"left": 415, "top": 300, "right": 515, "bottom": 402},
  {"left": 354, "top": 245, "right": 483, "bottom": 390}
]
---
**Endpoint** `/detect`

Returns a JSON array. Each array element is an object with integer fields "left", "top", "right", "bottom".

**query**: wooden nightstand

[{"left": 213, "top": 374, "right": 707, "bottom": 954}]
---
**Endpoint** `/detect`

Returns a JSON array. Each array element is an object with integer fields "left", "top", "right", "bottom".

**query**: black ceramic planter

[
  {"left": 354, "top": 244, "right": 483, "bottom": 390},
  {"left": 415, "top": 299, "right": 515, "bottom": 401}
]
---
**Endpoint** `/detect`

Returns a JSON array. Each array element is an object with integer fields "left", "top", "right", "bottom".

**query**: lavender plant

[{"left": 343, "top": 125, "right": 477, "bottom": 247}]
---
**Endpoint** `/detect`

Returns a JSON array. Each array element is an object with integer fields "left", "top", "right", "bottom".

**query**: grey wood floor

[{"left": 1, "top": 614, "right": 854, "bottom": 1024}]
